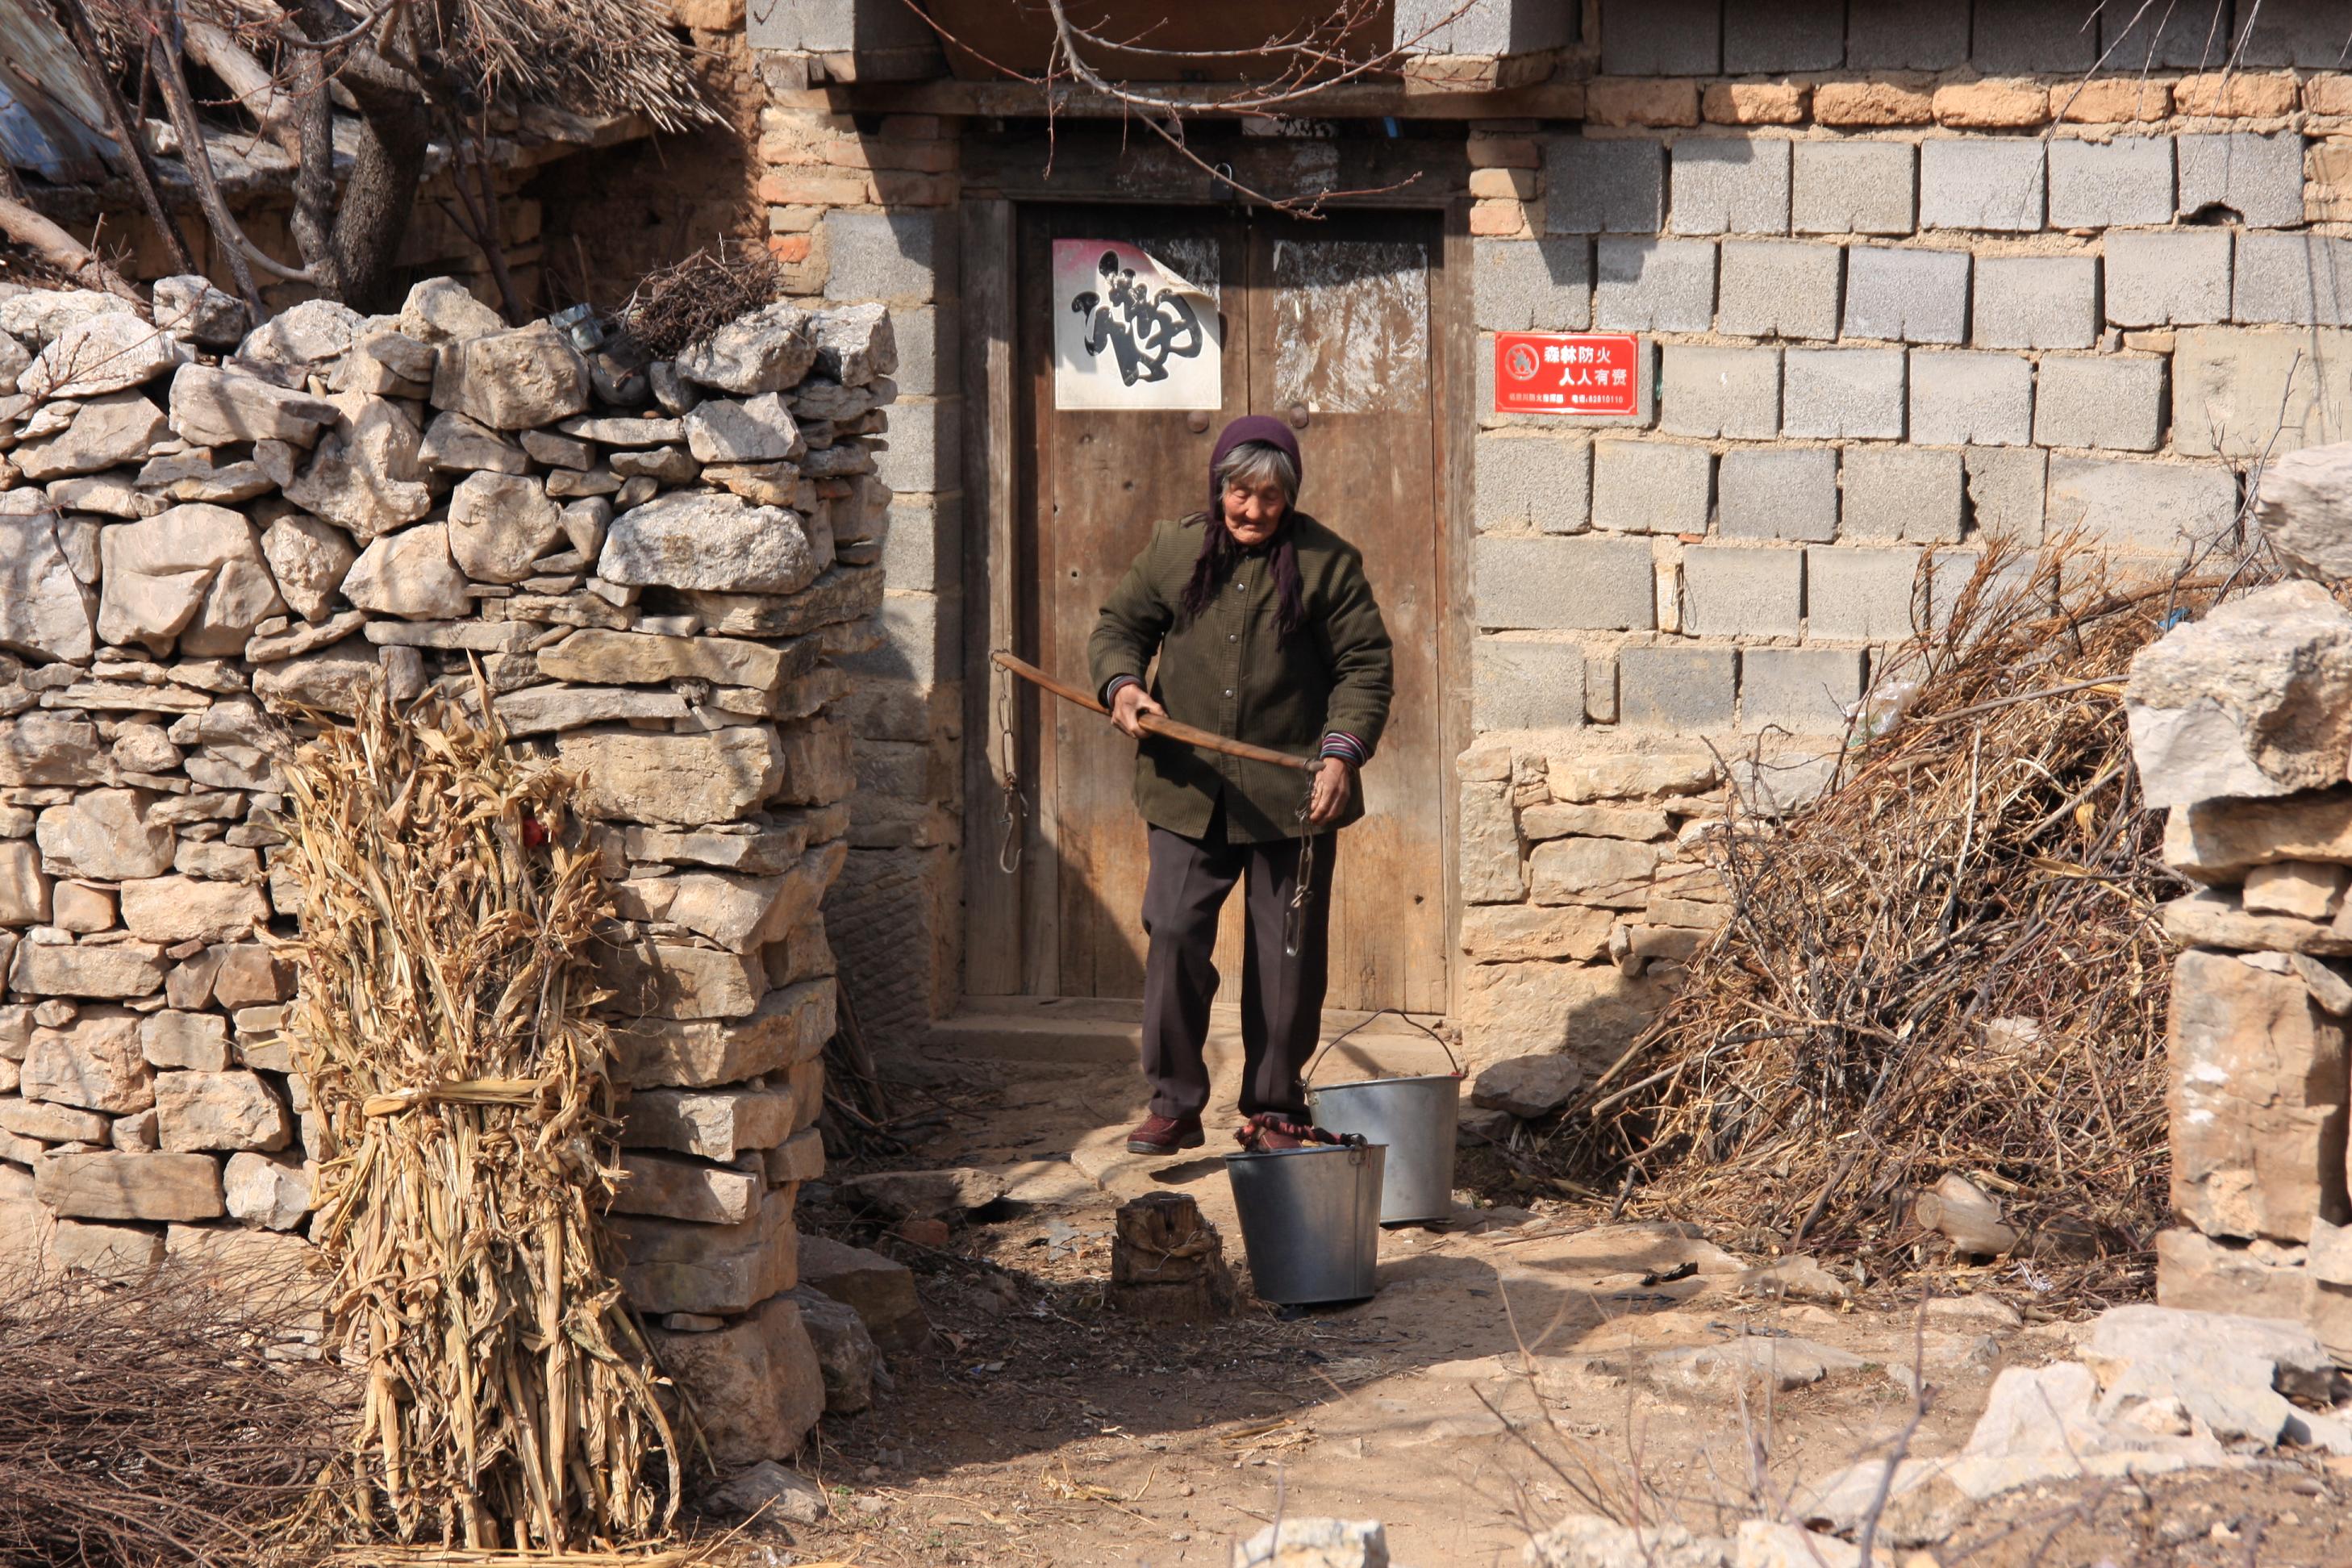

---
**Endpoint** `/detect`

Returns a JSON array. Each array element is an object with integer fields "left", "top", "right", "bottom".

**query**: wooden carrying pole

[{"left": 992, "top": 651, "right": 1316, "bottom": 773}]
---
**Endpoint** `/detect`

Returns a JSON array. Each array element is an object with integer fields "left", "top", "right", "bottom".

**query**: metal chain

[
  {"left": 1284, "top": 772, "right": 1318, "bottom": 958},
  {"left": 995, "top": 664, "right": 1028, "bottom": 874}
]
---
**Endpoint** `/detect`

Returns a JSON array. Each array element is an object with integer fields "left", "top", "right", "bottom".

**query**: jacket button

[
  {"left": 1228, "top": 633, "right": 1236, "bottom": 642},
  {"left": 1224, "top": 689, "right": 1233, "bottom": 698}
]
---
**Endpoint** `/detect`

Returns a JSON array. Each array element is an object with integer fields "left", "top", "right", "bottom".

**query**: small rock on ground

[{"left": 705, "top": 1460, "right": 828, "bottom": 1524}]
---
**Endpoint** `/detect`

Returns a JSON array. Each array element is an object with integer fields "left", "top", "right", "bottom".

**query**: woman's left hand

[{"left": 1306, "top": 757, "right": 1353, "bottom": 826}]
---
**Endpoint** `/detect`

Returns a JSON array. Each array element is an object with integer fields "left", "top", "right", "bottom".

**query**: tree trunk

[
  {"left": 1110, "top": 1191, "right": 1238, "bottom": 1324},
  {"left": 330, "top": 105, "right": 430, "bottom": 313}
]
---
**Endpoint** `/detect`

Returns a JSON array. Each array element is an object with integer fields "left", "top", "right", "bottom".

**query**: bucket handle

[{"left": 1303, "top": 1007, "right": 1463, "bottom": 1087}]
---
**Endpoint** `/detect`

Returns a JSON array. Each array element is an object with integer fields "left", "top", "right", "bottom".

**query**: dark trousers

[{"left": 1139, "top": 798, "right": 1339, "bottom": 1121}]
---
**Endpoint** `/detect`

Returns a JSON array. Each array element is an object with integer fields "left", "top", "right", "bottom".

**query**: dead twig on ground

[{"left": 0, "top": 1261, "right": 354, "bottom": 1567}]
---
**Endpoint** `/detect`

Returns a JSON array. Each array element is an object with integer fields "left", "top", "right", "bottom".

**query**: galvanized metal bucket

[
  {"left": 1302, "top": 1011, "right": 1464, "bottom": 1226},
  {"left": 1223, "top": 1142, "right": 1386, "bottom": 1305},
  {"left": 1306, "top": 1074, "right": 1459, "bottom": 1224}
]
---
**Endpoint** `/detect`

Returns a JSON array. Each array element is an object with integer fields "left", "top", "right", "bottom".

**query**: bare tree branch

[
  {"left": 896, "top": 0, "right": 1474, "bottom": 214},
  {"left": 0, "top": 162, "right": 144, "bottom": 300},
  {"left": 182, "top": 14, "right": 302, "bottom": 161},
  {"left": 149, "top": 7, "right": 315, "bottom": 307},
  {"left": 52, "top": 0, "right": 193, "bottom": 275}
]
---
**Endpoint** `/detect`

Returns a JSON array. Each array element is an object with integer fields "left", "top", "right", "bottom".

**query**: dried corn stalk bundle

[
  {"left": 280, "top": 687, "right": 683, "bottom": 1551},
  {"left": 1559, "top": 540, "right": 2265, "bottom": 1295}
]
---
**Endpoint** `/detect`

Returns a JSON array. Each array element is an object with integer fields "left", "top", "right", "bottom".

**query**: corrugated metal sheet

[{"left": 0, "top": 0, "right": 119, "bottom": 184}]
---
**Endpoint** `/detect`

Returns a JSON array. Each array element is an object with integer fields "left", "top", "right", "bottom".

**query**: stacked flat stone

[
  {"left": 1451, "top": 737, "right": 1736, "bottom": 1072},
  {"left": 2123, "top": 441, "right": 2352, "bottom": 1364},
  {"left": 0, "top": 273, "right": 897, "bottom": 1466}
]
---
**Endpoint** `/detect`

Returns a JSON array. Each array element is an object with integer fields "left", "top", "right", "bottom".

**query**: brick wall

[{"left": 1455, "top": 0, "right": 2352, "bottom": 1070}]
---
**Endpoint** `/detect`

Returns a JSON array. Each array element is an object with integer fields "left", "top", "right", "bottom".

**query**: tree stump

[{"left": 1110, "top": 1190, "right": 1238, "bottom": 1324}]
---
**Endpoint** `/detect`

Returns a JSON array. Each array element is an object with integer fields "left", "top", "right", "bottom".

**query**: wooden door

[{"left": 1003, "top": 206, "right": 1447, "bottom": 1014}]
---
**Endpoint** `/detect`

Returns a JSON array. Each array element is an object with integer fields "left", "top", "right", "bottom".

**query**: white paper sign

[{"left": 1052, "top": 240, "right": 1221, "bottom": 411}]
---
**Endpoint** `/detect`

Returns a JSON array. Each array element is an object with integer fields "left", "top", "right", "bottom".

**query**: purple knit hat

[{"left": 1208, "top": 415, "right": 1303, "bottom": 513}]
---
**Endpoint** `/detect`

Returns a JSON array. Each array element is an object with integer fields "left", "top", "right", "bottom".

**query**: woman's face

[{"left": 1221, "top": 475, "right": 1289, "bottom": 548}]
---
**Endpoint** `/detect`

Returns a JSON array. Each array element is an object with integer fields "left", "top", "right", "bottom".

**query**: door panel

[
  {"left": 1253, "top": 223, "right": 1446, "bottom": 1014},
  {"left": 1006, "top": 206, "right": 1446, "bottom": 1013}
]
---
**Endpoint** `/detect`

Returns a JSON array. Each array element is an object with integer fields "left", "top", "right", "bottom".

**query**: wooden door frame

[{"left": 958, "top": 190, "right": 1475, "bottom": 1019}]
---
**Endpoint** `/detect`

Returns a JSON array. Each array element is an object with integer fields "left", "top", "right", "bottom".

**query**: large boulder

[
  {"left": 23, "top": 1008, "right": 152, "bottom": 1114},
  {"left": 675, "top": 302, "right": 817, "bottom": 394},
  {"left": 168, "top": 363, "right": 338, "bottom": 446},
  {"left": 2126, "top": 581, "right": 2352, "bottom": 809},
  {"left": 430, "top": 322, "right": 592, "bottom": 428},
  {"left": 14, "top": 391, "right": 167, "bottom": 479},
  {"left": 398, "top": 277, "right": 505, "bottom": 342},
  {"left": 0, "top": 507, "right": 95, "bottom": 661},
  {"left": 786, "top": 1286, "right": 880, "bottom": 1413},
  {"left": 238, "top": 297, "right": 361, "bottom": 369},
  {"left": 341, "top": 524, "right": 472, "bottom": 619},
  {"left": 153, "top": 1069, "right": 291, "bottom": 1153},
  {"left": 284, "top": 393, "right": 434, "bottom": 538},
  {"left": 152, "top": 274, "right": 248, "bottom": 348},
  {"left": 1455, "top": 959, "right": 1668, "bottom": 1072},
  {"left": 118, "top": 875, "right": 269, "bottom": 944},
  {"left": 645, "top": 1294, "right": 824, "bottom": 1466},
  {"left": 259, "top": 512, "right": 357, "bottom": 622},
  {"left": 1470, "top": 1054, "right": 1583, "bottom": 1118},
  {"left": 2258, "top": 443, "right": 2352, "bottom": 582},
  {"left": 683, "top": 393, "right": 803, "bottom": 465},
  {"left": 611, "top": 1184, "right": 798, "bottom": 1316},
  {"left": 2169, "top": 948, "right": 2348, "bottom": 1243},
  {"left": 797, "top": 1233, "right": 927, "bottom": 1351},
  {"left": 598, "top": 490, "right": 824, "bottom": 595},
  {"left": 1231, "top": 1519, "right": 1392, "bottom": 1568},
  {"left": 811, "top": 302, "right": 897, "bottom": 386},
  {"left": 222, "top": 1150, "right": 310, "bottom": 1230},
  {"left": 0, "top": 713, "right": 102, "bottom": 788},
  {"left": 36, "top": 788, "right": 177, "bottom": 878},
  {"left": 33, "top": 1150, "right": 223, "bottom": 1221},
  {"left": 97, "top": 503, "right": 286, "bottom": 656},
  {"left": 0, "top": 286, "right": 132, "bottom": 347},
  {"left": 21, "top": 312, "right": 190, "bottom": 400},
  {"left": 553, "top": 724, "right": 785, "bottom": 823},
  {"left": 836, "top": 1167, "right": 1008, "bottom": 1223},
  {"left": 447, "top": 471, "right": 563, "bottom": 583}
]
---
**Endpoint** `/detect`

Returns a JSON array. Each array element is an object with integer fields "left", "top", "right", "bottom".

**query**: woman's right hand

[{"left": 1111, "top": 683, "right": 1167, "bottom": 738}]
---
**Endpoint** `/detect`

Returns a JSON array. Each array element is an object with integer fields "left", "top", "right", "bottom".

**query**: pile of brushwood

[
  {"left": 0, "top": 1262, "right": 349, "bottom": 1566},
  {"left": 614, "top": 241, "right": 785, "bottom": 359},
  {"left": 1549, "top": 539, "right": 2267, "bottom": 1299},
  {"left": 281, "top": 688, "right": 693, "bottom": 1553}
]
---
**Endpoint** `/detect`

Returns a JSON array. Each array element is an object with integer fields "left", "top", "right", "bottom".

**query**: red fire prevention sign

[{"left": 1493, "top": 332, "right": 1641, "bottom": 417}]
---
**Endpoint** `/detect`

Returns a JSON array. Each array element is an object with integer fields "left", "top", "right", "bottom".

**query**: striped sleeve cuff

[
  {"left": 1320, "top": 732, "right": 1369, "bottom": 766},
  {"left": 1102, "top": 673, "right": 1143, "bottom": 706}
]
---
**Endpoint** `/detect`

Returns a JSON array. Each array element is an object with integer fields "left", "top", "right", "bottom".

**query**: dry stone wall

[
  {"left": 2125, "top": 442, "right": 2352, "bottom": 1362},
  {"left": 0, "top": 274, "right": 896, "bottom": 1466}
]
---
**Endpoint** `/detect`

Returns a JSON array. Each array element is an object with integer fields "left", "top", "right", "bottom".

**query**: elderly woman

[{"left": 1088, "top": 415, "right": 1395, "bottom": 1156}]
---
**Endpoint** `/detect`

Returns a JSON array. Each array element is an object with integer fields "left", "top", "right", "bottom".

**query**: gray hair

[{"left": 1215, "top": 440, "right": 1299, "bottom": 503}]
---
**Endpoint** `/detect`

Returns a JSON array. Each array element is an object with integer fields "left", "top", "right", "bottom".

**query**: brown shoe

[{"left": 1125, "top": 1113, "right": 1204, "bottom": 1156}]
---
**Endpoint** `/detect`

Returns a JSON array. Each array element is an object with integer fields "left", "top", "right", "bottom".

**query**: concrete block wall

[
  {"left": 754, "top": 55, "right": 965, "bottom": 1047},
  {"left": 1459, "top": 0, "right": 2352, "bottom": 1070}
]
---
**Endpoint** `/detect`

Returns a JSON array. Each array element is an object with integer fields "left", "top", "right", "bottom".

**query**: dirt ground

[{"left": 749, "top": 1043, "right": 2352, "bottom": 1568}]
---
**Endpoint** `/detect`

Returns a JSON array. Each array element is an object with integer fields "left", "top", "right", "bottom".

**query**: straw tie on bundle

[{"left": 279, "top": 686, "right": 690, "bottom": 1552}]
